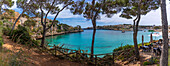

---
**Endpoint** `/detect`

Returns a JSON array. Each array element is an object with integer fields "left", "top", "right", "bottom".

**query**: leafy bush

[
  {"left": 0, "top": 20, "right": 3, "bottom": 25},
  {"left": 138, "top": 42, "right": 150, "bottom": 47},
  {"left": 143, "top": 57, "right": 159, "bottom": 65},
  {"left": 11, "top": 25, "right": 31, "bottom": 44},
  {"left": 0, "top": 37, "right": 3, "bottom": 47},
  {"left": 57, "top": 29, "right": 61, "bottom": 32},
  {"left": 0, "top": 23, "right": 3, "bottom": 47},
  {"left": 113, "top": 44, "right": 133, "bottom": 52},
  {"left": 28, "top": 40, "right": 40, "bottom": 47},
  {"left": 2, "top": 27, "right": 11, "bottom": 36},
  {"left": 8, "top": 25, "right": 39, "bottom": 47},
  {"left": 143, "top": 61, "right": 152, "bottom": 65}
]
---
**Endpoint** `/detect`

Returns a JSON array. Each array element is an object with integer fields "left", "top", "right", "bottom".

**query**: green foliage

[
  {"left": 143, "top": 57, "right": 159, "bottom": 65},
  {"left": 0, "top": 20, "right": 3, "bottom": 25},
  {"left": 74, "top": 27, "right": 78, "bottom": 30},
  {"left": 27, "top": 40, "right": 40, "bottom": 47},
  {"left": 61, "top": 23, "right": 71, "bottom": 31},
  {"left": 148, "top": 30, "right": 155, "bottom": 32},
  {"left": 119, "top": 0, "right": 160, "bottom": 19},
  {"left": 57, "top": 29, "right": 61, "bottom": 32},
  {"left": 24, "top": 19, "right": 36, "bottom": 28},
  {"left": 113, "top": 44, "right": 133, "bottom": 52},
  {"left": 143, "top": 61, "right": 152, "bottom": 65},
  {"left": 138, "top": 42, "right": 150, "bottom": 47},
  {"left": 4, "top": 25, "right": 39, "bottom": 47},
  {"left": 11, "top": 25, "right": 31, "bottom": 44},
  {"left": 3, "top": 9, "right": 15, "bottom": 17},
  {"left": 0, "top": 0, "right": 14, "bottom": 13},
  {"left": 168, "top": 48, "right": 170, "bottom": 66},
  {"left": 154, "top": 26, "right": 161, "bottom": 29},
  {"left": 2, "top": 27, "right": 11, "bottom": 36},
  {"left": 0, "top": 23, "right": 3, "bottom": 47},
  {"left": 22, "top": 14, "right": 30, "bottom": 18},
  {"left": 0, "top": 37, "right": 3, "bottom": 47}
]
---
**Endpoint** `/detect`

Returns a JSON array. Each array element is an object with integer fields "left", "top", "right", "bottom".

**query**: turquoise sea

[{"left": 45, "top": 30, "right": 162, "bottom": 54}]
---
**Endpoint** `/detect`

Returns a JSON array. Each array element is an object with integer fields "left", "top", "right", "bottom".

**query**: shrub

[
  {"left": 31, "top": 40, "right": 40, "bottom": 47},
  {"left": 113, "top": 44, "right": 133, "bottom": 52},
  {"left": 143, "top": 61, "right": 151, "bottom": 65},
  {"left": 2, "top": 27, "right": 11, "bottom": 36},
  {"left": 0, "top": 23, "right": 3, "bottom": 47},
  {"left": 143, "top": 57, "right": 159, "bottom": 65},
  {"left": 11, "top": 25, "right": 31, "bottom": 44},
  {"left": 138, "top": 42, "right": 150, "bottom": 47},
  {"left": 0, "top": 38, "right": 3, "bottom": 47},
  {"left": 0, "top": 20, "right": 3, "bottom": 25},
  {"left": 57, "top": 29, "right": 61, "bottom": 32},
  {"left": 9, "top": 25, "right": 39, "bottom": 47}
]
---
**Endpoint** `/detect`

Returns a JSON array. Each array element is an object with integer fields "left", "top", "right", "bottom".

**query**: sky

[{"left": 5, "top": 0, "right": 170, "bottom": 28}]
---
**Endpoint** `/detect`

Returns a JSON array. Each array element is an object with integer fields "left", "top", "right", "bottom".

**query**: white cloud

[
  {"left": 48, "top": 9, "right": 82, "bottom": 18},
  {"left": 10, "top": 0, "right": 17, "bottom": 9},
  {"left": 97, "top": 13, "right": 133, "bottom": 24},
  {"left": 97, "top": 0, "right": 170, "bottom": 26}
]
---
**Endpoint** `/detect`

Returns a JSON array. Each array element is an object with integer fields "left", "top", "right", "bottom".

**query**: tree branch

[
  {"left": 92, "top": 0, "right": 106, "bottom": 25},
  {"left": 90, "top": 0, "right": 95, "bottom": 19},
  {"left": 40, "top": 6, "right": 44, "bottom": 26},
  {"left": 46, "top": 4, "right": 69, "bottom": 30},
  {"left": 44, "top": 0, "right": 56, "bottom": 25},
  {"left": 135, "top": 0, "right": 141, "bottom": 33},
  {"left": 133, "top": 16, "right": 138, "bottom": 32}
]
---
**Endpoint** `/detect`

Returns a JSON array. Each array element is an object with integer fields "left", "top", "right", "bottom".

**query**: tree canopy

[
  {"left": 119, "top": 0, "right": 160, "bottom": 19},
  {"left": 0, "top": 0, "right": 14, "bottom": 14}
]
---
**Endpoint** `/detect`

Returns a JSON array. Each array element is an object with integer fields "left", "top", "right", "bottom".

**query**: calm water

[{"left": 45, "top": 30, "right": 162, "bottom": 54}]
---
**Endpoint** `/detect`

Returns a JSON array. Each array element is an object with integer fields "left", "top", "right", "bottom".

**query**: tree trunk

[
  {"left": 132, "top": 0, "right": 141, "bottom": 60},
  {"left": 133, "top": 31, "right": 140, "bottom": 60},
  {"left": 160, "top": 0, "right": 168, "bottom": 66},
  {"left": 90, "top": 20, "right": 96, "bottom": 59},
  {"left": 142, "top": 35, "right": 144, "bottom": 46},
  {"left": 41, "top": 26, "right": 46, "bottom": 47},
  {"left": 10, "top": 11, "right": 25, "bottom": 35}
]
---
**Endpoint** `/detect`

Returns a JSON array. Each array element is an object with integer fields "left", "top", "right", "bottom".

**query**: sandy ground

[{"left": 2, "top": 36, "right": 87, "bottom": 66}]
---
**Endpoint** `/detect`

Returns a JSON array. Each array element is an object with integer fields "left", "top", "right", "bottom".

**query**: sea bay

[{"left": 46, "top": 30, "right": 162, "bottom": 54}]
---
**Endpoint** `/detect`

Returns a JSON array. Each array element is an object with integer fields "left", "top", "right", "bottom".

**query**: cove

[{"left": 45, "top": 30, "right": 162, "bottom": 54}]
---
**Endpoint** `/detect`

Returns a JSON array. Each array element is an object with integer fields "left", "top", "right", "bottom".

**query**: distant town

[{"left": 84, "top": 24, "right": 162, "bottom": 32}]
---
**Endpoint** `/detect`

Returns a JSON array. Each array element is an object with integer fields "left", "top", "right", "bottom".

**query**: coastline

[
  {"left": 36, "top": 30, "right": 84, "bottom": 40},
  {"left": 83, "top": 29, "right": 132, "bottom": 31}
]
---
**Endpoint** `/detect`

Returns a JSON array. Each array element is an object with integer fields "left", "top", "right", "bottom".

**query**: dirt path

[
  {"left": 126, "top": 50, "right": 160, "bottom": 66},
  {"left": 2, "top": 36, "right": 87, "bottom": 66}
]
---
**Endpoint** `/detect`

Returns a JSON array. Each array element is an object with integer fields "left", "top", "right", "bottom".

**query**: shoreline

[
  {"left": 36, "top": 30, "right": 84, "bottom": 40},
  {"left": 83, "top": 29, "right": 132, "bottom": 31}
]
